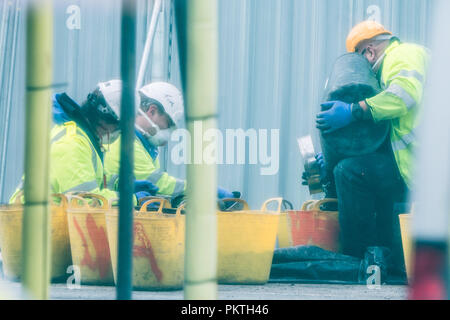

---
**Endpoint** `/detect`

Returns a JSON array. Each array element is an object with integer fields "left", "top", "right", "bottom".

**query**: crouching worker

[
  {"left": 313, "top": 21, "right": 429, "bottom": 283},
  {"left": 10, "top": 80, "right": 158, "bottom": 204},
  {"left": 104, "top": 82, "right": 235, "bottom": 203}
]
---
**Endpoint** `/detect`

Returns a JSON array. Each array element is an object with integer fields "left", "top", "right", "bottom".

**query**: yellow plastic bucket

[
  {"left": 105, "top": 198, "right": 185, "bottom": 290},
  {"left": 277, "top": 200, "right": 316, "bottom": 248},
  {"left": 399, "top": 214, "right": 413, "bottom": 280},
  {"left": 217, "top": 198, "right": 282, "bottom": 284},
  {"left": 66, "top": 193, "right": 115, "bottom": 285},
  {"left": 0, "top": 194, "right": 72, "bottom": 281}
]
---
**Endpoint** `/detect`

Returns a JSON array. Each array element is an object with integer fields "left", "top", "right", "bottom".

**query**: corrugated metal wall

[
  {"left": 0, "top": 0, "right": 25, "bottom": 203},
  {"left": 0, "top": 0, "right": 434, "bottom": 207},
  {"left": 0, "top": 0, "right": 172, "bottom": 202},
  {"left": 215, "top": 0, "right": 433, "bottom": 208}
]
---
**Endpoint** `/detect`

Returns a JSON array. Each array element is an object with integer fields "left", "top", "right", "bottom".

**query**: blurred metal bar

[
  {"left": 176, "top": 0, "right": 219, "bottom": 300},
  {"left": 22, "top": 0, "right": 53, "bottom": 300},
  {"left": 411, "top": 0, "right": 450, "bottom": 243},
  {"left": 410, "top": 0, "right": 450, "bottom": 298},
  {"left": 117, "top": 0, "right": 137, "bottom": 300}
]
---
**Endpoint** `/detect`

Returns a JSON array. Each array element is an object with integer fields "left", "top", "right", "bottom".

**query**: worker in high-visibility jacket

[
  {"left": 104, "top": 82, "right": 234, "bottom": 200},
  {"left": 314, "top": 21, "right": 430, "bottom": 281},
  {"left": 104, "top": 82, "right": 186, "bottom": 198},
  {"left": 10, "top": 80, "right": 158, "bottom": 204}
]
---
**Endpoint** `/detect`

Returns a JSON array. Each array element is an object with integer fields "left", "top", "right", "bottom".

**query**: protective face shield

[{"left": 135, "top": 108, "right": 174, "bottom": 147}]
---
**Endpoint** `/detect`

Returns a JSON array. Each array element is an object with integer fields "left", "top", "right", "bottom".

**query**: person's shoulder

[
  {"left": 391, "top": 42, "right": 430, "bottom": 58},
  {"left": 385, "top": 42, "right": 430, "bottom": 70},
  {"left": 51, "top": 122, "right": 92, "bottom": 152}
]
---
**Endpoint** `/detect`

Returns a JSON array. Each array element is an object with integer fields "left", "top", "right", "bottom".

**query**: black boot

[{"left": 358, "top": 246, "right": 392, "bottom": 285}]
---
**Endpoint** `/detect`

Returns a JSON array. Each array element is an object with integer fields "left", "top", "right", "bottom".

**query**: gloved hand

[
  {"left": 218, "top": 191, "right": 242, "bottom": 211},
  {"left": 302, "top": 152, "right": 327, "bottom": 185},
  {"left": 135, "top": 191, "right": 152, "bottom": 202},
  {"left": 316, "top": 101, "right": 353, "bottom": 134},
  {"left": 217, "top": 187, "right": 234, "bottom": 199},
  {"left": 316, "top": 152, "right": 326, "bottom": 180},
  {"left": 134, "top": 180, "right": 159, "bottom": 195}
]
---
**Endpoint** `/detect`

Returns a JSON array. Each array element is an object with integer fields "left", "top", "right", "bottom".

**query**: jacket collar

[
  {"left": 53, "top": 93, "right": 104, "bottom": 161},
  {"left": 135, "top": 130, "right": 159, "bottom": 161}
]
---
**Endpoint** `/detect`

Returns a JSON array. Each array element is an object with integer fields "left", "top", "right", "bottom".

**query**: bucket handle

[
  {"left": 139, "top": 198, "right": 171, "bottom": 215},
  {"left": 260, "top": 197, "right": 283, "bottom": 215},
  {"left": 77, "top": 192, "right": 110, "bottom": 209},
  {"left": 51, "top": 193, "right": 68, "bottom": 208},
  {"left": 219, "top": 198, "right": 249, "bottom": 211},
  {"left": 13, "top": 189, "right": 25, "bottom": 205},
  {"left": 175, "top": 202, "right": 186, "bottom": 217},
  {"left": 68, "top": 193, "right": 109, "bottom": 209},
  {"left": 282, "top": 200, "right": 294, "bottom": 211},
  {"left": 14, "top": 191, "right": 68, "bottom": 207},
  {"left": 138, "top": 195, "right": 170, "bottom": 207},
  {"left": 68, "top": 195, "right": 90, "bottom": 208},
  {"left": 301, "top": 200, "right": 317, "bottom": 211},
  {"left": 311, "top": 198, "right": 338, "bottom": 212}
]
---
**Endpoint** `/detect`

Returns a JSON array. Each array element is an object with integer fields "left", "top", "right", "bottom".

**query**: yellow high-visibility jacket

[
  {"left": 366, "top": 40, "right": 430, "bottom": 187},
  {"left": 104, "top": 134, "right": 186, "bottom": 197},
  {"left": 10, "top": 121, "right": 118, "bottom": 203}
]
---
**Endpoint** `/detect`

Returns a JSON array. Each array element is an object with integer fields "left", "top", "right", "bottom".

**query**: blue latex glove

[
  {"left": 315, "top": 152, "right": 327, "bottom": 181},
  {"left": 134, "top": 180, "right": 159, "bottom": 195},
  {"left": 217, "top": 187, "right": 234, "bottom": 199},
  {"left": 135, "top": 191, "right": 152, "bottom": 202},
  {"left": 316, "top": 101, "right": 353, "bottom": 134}
]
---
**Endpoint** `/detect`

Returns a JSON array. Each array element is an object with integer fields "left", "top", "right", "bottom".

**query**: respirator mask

[
  {"left": 371, "top": 52, "right": 386, "bottom": 74},
  {"left": 135, "top": 108, "right": 173, "bottom": 147}
]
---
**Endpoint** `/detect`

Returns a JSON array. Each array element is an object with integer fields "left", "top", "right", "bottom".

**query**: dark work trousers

[{"left": 333, "top": 143, "right": 409, "bottom": 272}]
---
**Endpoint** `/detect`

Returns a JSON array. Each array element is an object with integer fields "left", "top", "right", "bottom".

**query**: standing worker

[
  {"left": 10, "top": 80, "right": 158, "bottom": 203},
  {"left": 313, "top": 21, "right": 430, "bottom": 282},
  {"left": 104, "top": 81, "right": 235, "bottom": 201}
]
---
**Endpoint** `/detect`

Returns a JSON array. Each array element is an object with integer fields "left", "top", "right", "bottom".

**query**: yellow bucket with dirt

[
  {"left": 105, "top": 198, "right": 185, "bottom": 290},
  {"left": 217, "top": 198, "right": 282, "bottom": 284},
  {"left": 0, "top": 194, "right": 72, "bottom": 281},
  {"left": 399, "top": 214, "right": 413, "bottom": 280},
  {"left": 277, "top": 200, "right": 316, "bottom": 248},
  {"left": 66, "top": 193, "right": 115, "bottom": 285}
]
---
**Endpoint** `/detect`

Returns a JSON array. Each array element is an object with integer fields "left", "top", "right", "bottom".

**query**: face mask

[
  {"left": 372, "top": 52, "right": 386, "bottom": 73},
  {"left": 136, "top": 109, "right": 173, "bottom": 147}
]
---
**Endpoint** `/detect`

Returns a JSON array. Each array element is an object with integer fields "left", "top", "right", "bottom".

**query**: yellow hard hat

[{"left": 346, "top": 20, "right": 392, "bottom": 53}]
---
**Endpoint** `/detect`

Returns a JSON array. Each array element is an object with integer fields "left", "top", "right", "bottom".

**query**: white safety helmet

[
  {"left": 138, "top": 82, "right": 184, "bottom": 129},
  {"left": 97, "top": 79, "right": 122, "bottom": 121}
]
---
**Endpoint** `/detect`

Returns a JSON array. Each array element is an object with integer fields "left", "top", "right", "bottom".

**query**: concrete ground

[
  {"left": 0, "top": 252, "right": 408, "bottom": 300},
  {"left": 0, "top": 278, "right": 407, "bottom": 300}
]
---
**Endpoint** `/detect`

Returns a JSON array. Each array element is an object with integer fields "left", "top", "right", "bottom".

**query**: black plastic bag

[{"left": 269, "top": 245, "right": 407, "bottom": 285}]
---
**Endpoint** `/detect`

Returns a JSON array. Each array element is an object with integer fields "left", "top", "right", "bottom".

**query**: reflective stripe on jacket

[
  {"left": 365, "top": 40, "right": 430, "bottom": 187},
  {"left": 104, "top": 136, "right": 186, "bottom": 197}
]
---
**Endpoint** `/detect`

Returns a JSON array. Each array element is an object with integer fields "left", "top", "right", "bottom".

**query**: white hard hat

[
  {"left": 97, "top": 79, "right": 122, "bottom": 121},
  {"left": 138, "top": 82, "right": 184, "bottom": 129}
]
